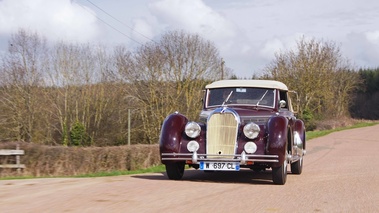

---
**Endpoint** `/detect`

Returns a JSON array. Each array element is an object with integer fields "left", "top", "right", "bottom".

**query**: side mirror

[
  {"left": 288, "top": 90, "right": 300, "bottom": 114},
  {"left": 279, "top": 100, "right": 286, "bottom": 108}
]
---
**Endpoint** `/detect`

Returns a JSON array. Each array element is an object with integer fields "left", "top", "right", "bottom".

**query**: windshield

[{"left": 206, "top": 87, "right": 275, "bottom": 108}]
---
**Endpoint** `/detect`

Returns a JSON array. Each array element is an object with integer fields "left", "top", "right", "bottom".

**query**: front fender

[
  {"left": 294, "top": 119, "right": 306, "bottom": 150},
  {"left": 267, "top": 116, "right": 288, "bottom": 167},
  {"left": 159, "top": 113, "right": 188, "bottom": 160}
]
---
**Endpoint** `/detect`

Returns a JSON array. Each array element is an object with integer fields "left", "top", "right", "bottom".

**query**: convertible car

[{"left": 159, "top": 80, "right": 306, "bottom": 185}]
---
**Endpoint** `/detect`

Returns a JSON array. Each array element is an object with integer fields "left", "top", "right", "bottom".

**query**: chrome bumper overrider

[{"left": 161, "top": 151, "right": 279, "bottom": 164}]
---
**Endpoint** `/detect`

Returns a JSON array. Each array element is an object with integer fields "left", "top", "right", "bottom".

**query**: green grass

[
  {"left": 0, "top": 175, "right": 37, "bottom": 180},
  {"left": 73, "top": 164, "right": 166, "bottom": 178},
  {"left": 0, "top": 164, "right": 167, "bottom": 180},
  {"left": 306, "top": 121, "right": 379, "bottom": 140}
]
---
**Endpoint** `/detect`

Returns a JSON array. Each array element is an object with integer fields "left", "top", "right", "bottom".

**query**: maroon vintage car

[{"left": 159, "top": 80, "right": 306, "bottom": 185}]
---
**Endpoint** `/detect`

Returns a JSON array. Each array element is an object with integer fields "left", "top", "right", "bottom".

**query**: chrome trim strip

[
  {"left": 161, "top": 158, "right": 279, "bottom": 163},
  {"left": 161, "top": 152, "right": 279, "bottom": 164},
  {"left": 162, "top": 153, "right": 278, "bottom": 158},
  {"left": 208, "top": 107, "right": 241, "bottom": 123}
]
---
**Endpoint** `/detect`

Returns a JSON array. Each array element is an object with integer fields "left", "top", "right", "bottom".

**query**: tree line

[
  {"left": 0, "top": 29, "right": 377, "bottom": 146},
  {"left": 349, "top": 67, "right": 379, "bottom": 120},
  {"left": 0, "top": 29, "right": 225, "bottom": 146},
  {"left": 262, "top": 38, "right": 365, "bottom": 129}
]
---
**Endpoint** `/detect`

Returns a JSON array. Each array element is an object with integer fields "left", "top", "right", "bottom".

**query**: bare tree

[
  {"left": 0, "top": 29, "right": 228, "bottom": 146},
  {"left": 264, "top": 37, "right": 360, "bottom": 121},
  {"left": 115, "top": 30, "right": 223, "bottom": 144},
  {"left": 47, "top": 42, "right": 117, "bottom": 146},
  {"left": 0, "top": 29, "right": 49, "bottom": 142}
]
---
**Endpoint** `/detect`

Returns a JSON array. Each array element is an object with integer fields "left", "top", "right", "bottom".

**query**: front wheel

[
  {"left": 272, "top": 159, "right": 287, "bottom": 185},
  {"left": 291, "top": 156, "right": 303, "bottom": 174},
  {"left": 165, "top": 162, "right": 185, "bottom": 180}
]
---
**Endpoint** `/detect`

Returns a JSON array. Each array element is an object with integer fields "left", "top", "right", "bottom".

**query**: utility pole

[
  {"left": 221, "top": 58, "right": 225, "bottom": 80},
  {"left": 128, "top": 108, "right": 131, "bottom": 145}
]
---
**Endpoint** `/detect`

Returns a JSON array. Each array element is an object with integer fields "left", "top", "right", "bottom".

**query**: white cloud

[
  {"left": 1, "top": 0, "right": 379, "bottom": 77},
  {"left": 148, "top": 0, "right": 236, "bottom": 41},
  {"left": 131, "top": 18, "right": 155, "bottom": 43},
  {"left": 260, "top": 38, "right": 285, "bottom": 60},
  {"left": 0, "top": 0, "right": 100, "bottom": 43},
  {"left": 366, "top": 30, "right": 379, "bottom": 45},
  {"left": 343, "top": 31, "right": 379, "bottom": 68}
]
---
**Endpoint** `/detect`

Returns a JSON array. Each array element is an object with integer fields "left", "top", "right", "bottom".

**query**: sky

[{"left": 0, "top": 0, "right": 379, "bottom": 78}]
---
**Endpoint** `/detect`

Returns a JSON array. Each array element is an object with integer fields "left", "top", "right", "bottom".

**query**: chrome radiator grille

[{"left": 206, "top": 112, "right": 238, "bottom": 159}]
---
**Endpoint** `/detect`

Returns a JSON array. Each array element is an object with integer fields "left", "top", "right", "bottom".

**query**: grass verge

[
  {"left": 306, "top": 121, "right": 379, "bottom": 140},
  {"left": 73, "top": 164, "right": 166, "bottom": 178},
  {"left": 0, "top": 164, "right": 167, "bottom": 180}
]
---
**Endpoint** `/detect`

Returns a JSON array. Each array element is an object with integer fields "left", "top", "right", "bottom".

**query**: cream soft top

[{"left": 205, "top": 80, "right": 288, "bottom": 91}]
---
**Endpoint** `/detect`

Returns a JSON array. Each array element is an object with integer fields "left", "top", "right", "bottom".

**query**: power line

[
  {"left": 75, "top": 0, "right": 144, "bottom": 46},
  {"left": 85, "top": 0, "right": 156, "bottom": 43}
]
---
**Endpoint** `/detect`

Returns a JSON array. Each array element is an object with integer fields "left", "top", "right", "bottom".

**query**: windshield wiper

[
  {"left": 222, "top": 91, "right": 233, "bottom": 106},
  {"left": 256, "top": 90, "right": 268, "bottom": 106}
]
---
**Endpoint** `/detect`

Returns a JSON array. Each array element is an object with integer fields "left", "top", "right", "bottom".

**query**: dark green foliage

[
  {"left": 358, "top": 67, "right": 379, "bottom": 94},
  {"left": 300, "top": 108, "right": 316, "bottom": 131},
  {"left": 350, "top": 67, "right": 379, "bottom": 120},
  {"left": 69, "top": 121, "right": 91, "bottom": 146}
]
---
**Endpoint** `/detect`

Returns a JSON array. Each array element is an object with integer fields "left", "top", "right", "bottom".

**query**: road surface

[{"left": 1, "top": 125, "right": 379, "bottom": 213}]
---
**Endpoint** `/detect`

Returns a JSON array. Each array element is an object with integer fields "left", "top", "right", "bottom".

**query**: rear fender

[
  {"left": 159, "top": 113, "right": 188, "bottom": 161},
  {"left": 267, "top": 116, "right": 288, "bottom": 167}
]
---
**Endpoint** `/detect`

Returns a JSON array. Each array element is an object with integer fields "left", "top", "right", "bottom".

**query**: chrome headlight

[
  {"left": 243, "top": 122, "right": 260, "bottom": 139},
  {"left": 187, "top": 140, "right": 200, "bottom": 152},
  {"left": 185, "top": 122, "right": 201, "bottom": 138}
]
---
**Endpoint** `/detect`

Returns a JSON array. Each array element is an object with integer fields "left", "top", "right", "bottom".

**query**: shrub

[{"left": 70, "top": 121, "right": 91, "bottom": 146}]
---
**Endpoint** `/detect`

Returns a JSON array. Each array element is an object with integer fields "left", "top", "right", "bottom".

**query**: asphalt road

[{"left": 1, "top": 125, "right": 379, "bottom": 213}]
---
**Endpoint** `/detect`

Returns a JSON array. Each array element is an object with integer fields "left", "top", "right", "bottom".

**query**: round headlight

[
  {"left": 185, "top": 122, "right": 201, "bottom": 138},
  {"left": 187, "top": 140, "right": 200, "bottom": 152},
  {"left": 243, "top": 123, "right": 260, "bottom": 139},
  {"left": 244, "top": 142, "right": 257, "bottom": 154}
]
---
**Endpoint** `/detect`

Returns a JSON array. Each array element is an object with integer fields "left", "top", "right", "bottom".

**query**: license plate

[{"left": 200, "top": 161, "right": 240, "bottom": 171}]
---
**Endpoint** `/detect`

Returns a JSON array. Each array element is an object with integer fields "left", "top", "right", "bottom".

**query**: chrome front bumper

[{"left": 161, "top": 151, "right": 279, "bottom": 165}]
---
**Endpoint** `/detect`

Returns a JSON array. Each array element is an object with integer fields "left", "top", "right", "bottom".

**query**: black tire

[
  {"left": 272, "top": 159, "right": 287, "bottom": 185},
  {"left": 291, "top": 156, "right": 303, "bottom": 174},
  {"left": 165, "top": 162, "right": 185, "bottom": 180}
]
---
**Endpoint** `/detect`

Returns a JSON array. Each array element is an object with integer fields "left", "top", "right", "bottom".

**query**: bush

[
  {"left": 70, "top": 121, "right": 91, "bottom": 146},
  {"left": 300, "top": 108, "right": 316, "bottom": 131}
]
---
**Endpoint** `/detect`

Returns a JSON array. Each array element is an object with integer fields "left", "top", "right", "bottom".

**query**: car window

[{"left": 207, "top": 88, "right": 275, "bottom": 107}]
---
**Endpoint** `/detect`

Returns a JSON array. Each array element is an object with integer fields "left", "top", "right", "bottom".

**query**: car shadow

[{"left": 131, "top": 169, "right": 277, "bottom": 185}]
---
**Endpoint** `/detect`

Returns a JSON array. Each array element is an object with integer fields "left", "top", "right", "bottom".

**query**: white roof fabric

[{"left": 205, "top": 80, "right": 289, "bottom": 91}]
